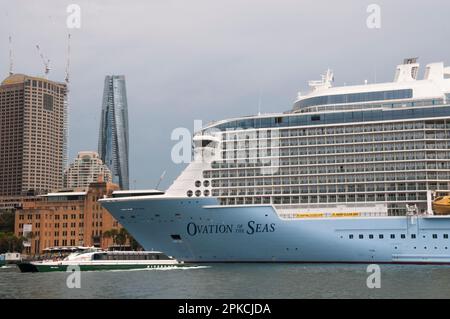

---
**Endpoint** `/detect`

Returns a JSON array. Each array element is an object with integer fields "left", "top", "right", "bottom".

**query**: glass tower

[{"left": 98, "top": 75, "right": 129, "bottom": 190}]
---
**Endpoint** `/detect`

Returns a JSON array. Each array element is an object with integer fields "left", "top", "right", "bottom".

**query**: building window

[{"left": 43, "top": 93, "right": 53, "bottom": 111}]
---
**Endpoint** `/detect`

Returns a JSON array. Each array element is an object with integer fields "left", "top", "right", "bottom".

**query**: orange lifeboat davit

[{"left": 432, "top": 196, "right": 450, "bottom": 215}]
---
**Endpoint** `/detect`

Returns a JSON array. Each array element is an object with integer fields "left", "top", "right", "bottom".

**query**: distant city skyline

[{"left": 98, "top": 75, "right": 129, "bottom": 190}]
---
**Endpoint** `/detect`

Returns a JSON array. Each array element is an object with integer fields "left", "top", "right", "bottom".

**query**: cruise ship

[{"left": 101, "top": 58, "right": 450, "bottom": 264}]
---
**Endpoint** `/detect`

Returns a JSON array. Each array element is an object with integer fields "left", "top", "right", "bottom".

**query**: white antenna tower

[
  {"left": 36, "top": 44, "right": 51, "bottom": 78},
  {"left": 8, "top": 35, "right": 13, "bottom": 76}
]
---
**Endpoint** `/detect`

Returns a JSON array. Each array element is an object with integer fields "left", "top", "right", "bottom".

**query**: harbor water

[{"left": 2, "top": 263, "right": 450, "bottom": 299}]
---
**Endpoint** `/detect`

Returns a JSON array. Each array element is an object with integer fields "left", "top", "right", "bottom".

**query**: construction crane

[
  {"left": 36, "top": 44, "right": 51, "bottom": 78},
  {"left": 62, "top": 33, "right": 71, "bottom": 171},
  {"left": 8, "top": 35, "right": 13, "bottom": 76},
  {"left": 64, "top": 34, "right": 71, "bottom": 84}
]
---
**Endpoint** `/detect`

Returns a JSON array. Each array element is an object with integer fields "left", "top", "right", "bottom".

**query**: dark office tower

[
  {"left": 0, "top": 74, "right": 67, "bottom": 196},
  {"left": 98, "top": 75, "right": 129, "bottom": 190}
]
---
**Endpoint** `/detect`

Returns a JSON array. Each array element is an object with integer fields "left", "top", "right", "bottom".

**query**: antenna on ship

[
  {"left": 257, "top": 88, "right": 262, "bottom": 116},
  {"left": 155, "top": 170, "right": 167, "bottom": 190},
  {"left": 8, "top": 35, "right": 13, "bottom": 76}
]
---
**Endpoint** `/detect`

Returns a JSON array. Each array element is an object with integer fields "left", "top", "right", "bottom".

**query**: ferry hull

[
  {"left": 101, "top": 197, "right": 450, "bottom": 264},
  {"left": 17, "top": 262, "right": 185, "bottom": 273}
]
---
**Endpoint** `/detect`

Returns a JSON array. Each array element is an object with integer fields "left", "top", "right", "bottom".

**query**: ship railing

[{"left": 279, "top": 211, "right": 389, "bottom": 219}]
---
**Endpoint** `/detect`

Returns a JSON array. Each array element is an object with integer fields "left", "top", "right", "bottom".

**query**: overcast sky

[{"left": 1, "top": 0, "right": 450, "bottom": 189}]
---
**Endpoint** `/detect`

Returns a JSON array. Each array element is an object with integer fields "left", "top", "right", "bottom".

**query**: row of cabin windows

[{"left": 347, "top": 233, "right": 449, "bottom": 239}]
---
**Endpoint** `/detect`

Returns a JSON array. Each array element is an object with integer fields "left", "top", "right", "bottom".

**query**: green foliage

[
  {"left": 0, "top": 232, "right": 24, "bottom": 254},
  {"left": 0, "top": 211, "right": 15, "bottom": 233},
  {"left": 102, "top": 228, "right": 142, "bottom": 250}
]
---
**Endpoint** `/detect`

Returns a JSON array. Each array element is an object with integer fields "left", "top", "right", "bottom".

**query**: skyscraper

[
  {"left": 98, "top": 75, "right": 129, "bottom": 190},
  {"left": 0, "top": 74, "right": 67, "bottom": 196},
  {"left": 64, "top": 151, "right": 112, "bottom": 189}
]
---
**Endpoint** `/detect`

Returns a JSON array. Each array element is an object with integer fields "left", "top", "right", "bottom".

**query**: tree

[
  {"left": 115, "top": 228, "right": 127, "bottom": 247},
  {"left": 102, "top": 228, "right": 142, "bottom": 251},
  {"left": 0, "top": 232, "right": 24, "bottom": 254},
  {"left": 102, "top": 229, "right": 119, "bottom": 245}
]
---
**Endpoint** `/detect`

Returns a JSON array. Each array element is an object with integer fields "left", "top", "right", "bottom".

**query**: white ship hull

[{"left": 101, "top": 197, "right": 450, "bottom": 264}]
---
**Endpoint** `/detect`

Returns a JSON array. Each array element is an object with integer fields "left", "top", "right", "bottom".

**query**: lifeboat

[{"left": 432, "top": 196, "right": 450, "bottom": 215}]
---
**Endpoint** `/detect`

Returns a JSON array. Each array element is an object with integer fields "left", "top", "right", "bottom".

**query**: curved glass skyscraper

[{"left": 98, "top": 75, "right": 129, "bottom": 190}]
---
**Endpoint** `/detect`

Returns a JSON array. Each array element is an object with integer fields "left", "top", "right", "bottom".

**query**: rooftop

[{"left": 1, "top": 73, "right": 66, "bottom": 86}]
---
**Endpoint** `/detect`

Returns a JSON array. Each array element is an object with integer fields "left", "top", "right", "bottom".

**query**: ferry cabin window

[
  {"left": 379, "top": 234, "right": 384, "bottom": 239},
  {"left": 411, "top": 234, "right": 416, "bottom": 239},
  {"left": 358, "top": 234, "right": 363, "bottom": 239},
  {"left": 444, "top": 234, "right": 449, "bottom": 239},
  {"left": 433, "top": 234, "right": 438, "bottom": 239},
  {"left": 349, "top": 234, "right": 353, "bottom": 239},
  {"left": 390, "top": 234, "right": 395, "bottom": 239},
  {"left": 369, "top": 234, "right": 374, "bottom": 239},
  {"left": 401, "top": 234, "right": 406, "bottom": 239},
  {"left": 93, "top": 253, "right": 107, "bottom": 260}
]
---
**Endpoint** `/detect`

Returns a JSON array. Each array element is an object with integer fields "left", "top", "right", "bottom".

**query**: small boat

[
  {"left": 17, "top": 250, "right": 186, "bottom": 272},
  {"left": 0, "top": 253, "right": 21, "bottom": 267},
  {"left": 432, "top": 196, "right": 450, "bottom": 215}
]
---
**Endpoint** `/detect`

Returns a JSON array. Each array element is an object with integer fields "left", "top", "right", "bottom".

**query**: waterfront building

[
  {"left": 64, "top": 151, "right": 112, "bottom": 189},
  {"left": 98, "top": 75, "right": 129, "bottom": 190},
  {"left": 14, "top": 182, "right": 121, "bottom": 255},
  {"left": 0, "top": 74, "right": 67, "bottom": 196}
]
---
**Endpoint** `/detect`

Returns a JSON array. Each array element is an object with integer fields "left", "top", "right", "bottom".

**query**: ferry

[
  {"left": 17, "top": 250, "right": 184, "bottom": 272},
  {"left": 100, "top": 58, "right": 450, "bottom": 264},
  {"left": 0, "top": 253, "right": 21, "bottom": 266}
]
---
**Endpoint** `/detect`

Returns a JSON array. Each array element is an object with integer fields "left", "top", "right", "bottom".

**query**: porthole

[
  {"left": 195, "top": 190, "right": 201, "bottom": 197},
  {"left": 187, "top": 190, "right": 193, "bottom": 197},
  {"left": 204, "top": 189, "right": 210, "bottom": 196},
  {"left": 203, "top": 180, "right": 210, "bottom": 187},
  {"left": 195, "top": 180, "right": 201, "bottom": 187}
]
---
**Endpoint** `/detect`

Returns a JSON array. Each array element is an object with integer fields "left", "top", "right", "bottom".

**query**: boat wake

[
  {"left": 0, "top": 265, "right": 16, "bottom": 269},
  {"left": 99, "top": 265, "right": 211, "bottom": 273}
]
